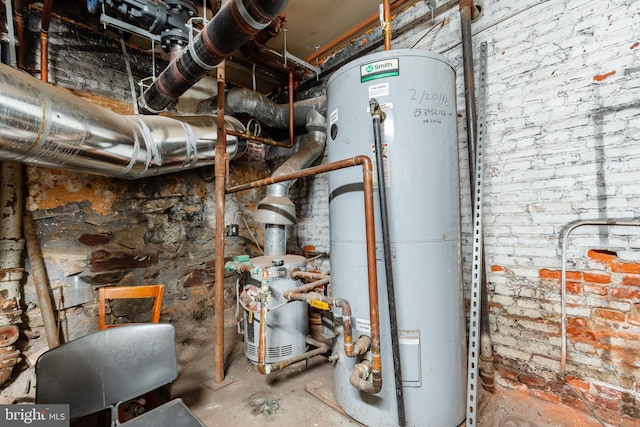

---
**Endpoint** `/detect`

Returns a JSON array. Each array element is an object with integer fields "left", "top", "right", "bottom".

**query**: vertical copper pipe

[
  {"left": 213, "top": 62, "right": 227, "bottom": 383},
  {"left": 383, "top": 0, "right": 392, "bottom": 50},
  {"left": 13, "top": 0, "right": 25, "bottom": 69},
  {"left": 23, "top": 211, "right": 60, "bottom": 348},
  {"left": 227, "top": 156, "right": 382, "bottom": 394},
  {"left": 40, "top": 0, "right": 53, "bottom": 82},
  {"left": 288, "top": 70, "right": 294, "bottom": 145}
]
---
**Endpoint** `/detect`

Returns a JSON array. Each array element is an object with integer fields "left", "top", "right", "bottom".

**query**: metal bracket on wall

[{"left": 465, "top": 40, "right": 487, "bottom": 427}]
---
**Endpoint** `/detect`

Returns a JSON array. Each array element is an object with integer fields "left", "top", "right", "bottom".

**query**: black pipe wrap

[{"left": 139, "top": 0, "right": 289, "bottom": 114}]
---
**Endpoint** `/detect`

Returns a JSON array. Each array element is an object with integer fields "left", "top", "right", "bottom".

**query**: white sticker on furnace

[
  {"left": 369, "top": 82, "right": 389, "bottom": 99},
  {"left": 355, "top": 318, "right": 371, "bottom": 334}
]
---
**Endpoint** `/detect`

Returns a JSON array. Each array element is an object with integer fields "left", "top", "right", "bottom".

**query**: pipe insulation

[
  {"left": 138, "top": 0, "right": 289, "bottom": 114},
  {"left": 0, "top": 63, "right": 246, "bottom": 179}
]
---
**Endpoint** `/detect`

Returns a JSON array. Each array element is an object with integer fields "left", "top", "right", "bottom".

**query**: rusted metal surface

[
  {"left": 23, "top": 210, "right": 60, "bottom": 349},
  {"left": 213, "top": 63, "right": 227, "bottom": 384},
  {"left": 227, "top": 155, "right": 382, "bottom": 394}
]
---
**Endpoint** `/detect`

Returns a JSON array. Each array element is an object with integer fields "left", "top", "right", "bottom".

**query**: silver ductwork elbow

[
  {"left": 0, "top": 63, "right": 246, "bottom": 179},
  {"left": 255, "top": 109, "right": 327, "bottom": 256},
  {"left": 198, "top": 87, "right": 327, "bottom": 129}
]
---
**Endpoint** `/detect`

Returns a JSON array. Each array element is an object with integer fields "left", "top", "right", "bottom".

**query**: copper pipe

[
  {"left": 227, "top": 155, "right": 382, "bottom": 394},
  {"left": 283, "top": 290, "right": 357, "bottom": 357},
  {"left": 262, "top": 336, "right": 330, "bottom": 374},
  {"left": 304, "top": 0, "right": 411, "bottom": 63},
  {"left": 23, "top": 211, "right": 59, "bottom": 349},
  {"left": 213, "top": 62, "right": 227, "bottom": 383},
  {"left": 39, "top": 0, "right": 53, "bottom": 82},
  {"left": 257, "top": 268, "right": 269, "bottom": 374},
  {"left": 288, "top": 70, "right": 294, "bottom": 145},
  {"left": 383, "top": 0, "right": 392, "bottom": 50},
  {"left": 291, "top": 270, "right": 329, "bottom": 282},
  {"left": 13, "top": 0, "right": 25, "bottom": 69},
  {"left": 226, "top": 129, "right": 294, "bottom": 148}
]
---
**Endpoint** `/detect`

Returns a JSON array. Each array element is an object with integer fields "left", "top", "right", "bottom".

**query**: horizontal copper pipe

[{"left": 304, "top": 0, "right": 411, "bottom": 64}]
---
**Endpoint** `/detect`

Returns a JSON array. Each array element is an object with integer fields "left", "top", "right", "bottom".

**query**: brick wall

[{"left": 294, "top": 0, "right": 640, "bottom": 423}]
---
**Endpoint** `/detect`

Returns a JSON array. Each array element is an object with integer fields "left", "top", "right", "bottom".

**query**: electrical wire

[{"left": 235, "top": 211, "right": 264, "bottom": 254}]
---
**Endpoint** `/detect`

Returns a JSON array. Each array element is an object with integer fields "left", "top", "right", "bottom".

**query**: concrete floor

[{"left": 171, "top": 314, "right": 604, "bottom": 427}]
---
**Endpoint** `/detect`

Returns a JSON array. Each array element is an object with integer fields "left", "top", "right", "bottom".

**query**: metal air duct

[{"left": 0, "top": 63, "right": 246, "bottom": 179}]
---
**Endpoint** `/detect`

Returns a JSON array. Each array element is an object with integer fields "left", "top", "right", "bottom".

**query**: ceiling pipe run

[
  {"left": 304, "top": 0, "right": 411, "bottom": 64},
  {"left": 0, "top": 63, "right": 246, "bottom": 179},
  {"left": 138, "top": 0, "right": 289, "bottom": 114}
]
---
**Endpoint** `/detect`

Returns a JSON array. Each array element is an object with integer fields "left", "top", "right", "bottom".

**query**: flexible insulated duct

[
  {"left": 0, "top": 63, "right": 246, "bottom": 179},
  {"left": 138, "top": 0, "right": 289, "bottom": 114}
]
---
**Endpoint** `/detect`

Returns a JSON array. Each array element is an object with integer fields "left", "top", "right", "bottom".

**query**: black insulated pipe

[
  {"left": 370, "top": 99, "right": 406, "bottom": 427},
  {"left": 138, "top": 0, "right": 289, "bottom": 114}
]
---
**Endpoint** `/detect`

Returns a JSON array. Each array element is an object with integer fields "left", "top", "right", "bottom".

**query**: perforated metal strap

[{"left": 466, "top": 40, "right": 487, "bottom": 427}]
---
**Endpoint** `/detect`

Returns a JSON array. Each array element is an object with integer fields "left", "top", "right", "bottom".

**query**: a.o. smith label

[
  {"left": 360, "top": 58, "right": 399, "bottom": 82},
  {"left": 1, "top": 404, "right": 69, "bottom": 426}
]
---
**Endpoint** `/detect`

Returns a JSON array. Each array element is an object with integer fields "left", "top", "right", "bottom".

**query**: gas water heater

[
  {"left": 327, "top": 50, "right": 466, "bottom": 426},
  {"left": 242, "top": 255, "right": 308, "bottom": 363}
]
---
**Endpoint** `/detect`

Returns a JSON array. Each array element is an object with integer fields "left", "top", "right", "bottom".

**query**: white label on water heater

[
  {"left": 329, "top": 108, "right": 339, "bottom": 128},
  {"left": 355, "top": 318, "right": 371, "bottom": 334},
  {"left": 368, "top": 82, "right": 389, "bottom": 99}
]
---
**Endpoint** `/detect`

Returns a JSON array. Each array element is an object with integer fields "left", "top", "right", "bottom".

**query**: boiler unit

[
  {"left": 241, "top": 255, "right": 308, "bottom": 363},
  {"left": 327, "top": 49, "right": 466, "bottom": 426}
]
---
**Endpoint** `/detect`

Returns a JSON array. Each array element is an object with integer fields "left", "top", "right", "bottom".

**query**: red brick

[
  {"left": 539, "top": 269, "right": 581, "bottom": 281},
  {"left": 565, "top": 376, "right": 591, "bottom": 394},
  {"left": 497, "top": 367, "right": 518, "bottom": 381},
  {"left": 611, "top": 287, "right": 640, "bottom": 300},
  {"left": 518, "top": 373, "right": 547, "bottom": 389},
  {"left": 584, "top": 283, "right": 609, "bottom": 296},
  {"left": 622, "top": 418, "right": 640, "bottom": 427},
  {"left": 584, "top": 393, "right": 622, "bottom": 412},
  {"left": 628, "top": 313, "right": 640, "bottom": 326},
  {"left": 588, "top": 249, "right": 617, "bottom": 265},
  {"left": 594, "top": 384, "right": 623, "bottom": 399},
  {"left": 622, "top": 275, "right": 640, "bottom": 287},
  {"left": 491, "top": 265, "right": 507, "bottom": 273},
  {"left": 613, "top": 262, "right": 640, "bottom": 274},
  {"left": 528, "top": 388, "right": 560, "bottom": 403},
  {"left": 593, "top": 308, "right": 626, "bottom": 322},
  {"left": 567, "top": 281, "right": 582, "bottom": 294},
  {"left": 568, "top": 317, "right": 591, "bottom": 327},
  {"left": 583, "top": 272, "right": 611, "bottom": 284}
]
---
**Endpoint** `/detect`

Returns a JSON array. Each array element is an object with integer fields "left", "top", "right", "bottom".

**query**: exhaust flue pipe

[
  {"left": 138, "top": 0, "right": 289, "bottom": 114},
  {"left": 0, "top": 63, "right": 246, "bottom": 179}
]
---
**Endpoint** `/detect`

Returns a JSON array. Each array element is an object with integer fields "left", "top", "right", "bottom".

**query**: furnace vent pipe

[
  {"left": 201, "top": 87, "right": 327, "bottom": 129},
  {"left": 254, "top": 109, "right": 327, "bottom": 256},
  {"left": 138, "top": 0, "right": 289, "bottom": 114},
  {"left": 0, "top": 63, "right": 246, "bottom": 179}
]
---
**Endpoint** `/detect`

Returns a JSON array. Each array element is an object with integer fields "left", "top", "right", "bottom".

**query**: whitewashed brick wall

[{"left": 295, "top": 0, "right": 640, "bottom": 420}]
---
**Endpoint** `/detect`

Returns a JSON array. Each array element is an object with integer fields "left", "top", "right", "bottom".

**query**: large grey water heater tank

[{"left": 327, "top": 49, "right": 466, "bottom": 426}]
